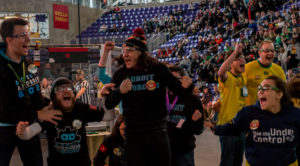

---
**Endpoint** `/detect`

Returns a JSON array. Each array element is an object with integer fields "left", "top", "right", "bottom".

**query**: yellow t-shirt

[
  {"left": 217, "top": 72, "right": 247, "bottom": 125},
  {"left": 245, "top": 60, "right": 286, "bottom": 106}
]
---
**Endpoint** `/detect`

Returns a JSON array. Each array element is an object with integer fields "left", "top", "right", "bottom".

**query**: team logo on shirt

[
  {"left": 99, "top": 144, "right": 107, "bottom": 153},
  {"left": 113, "top": 148, "right": 122, "bottom": 156},
  {"left": 28, "top": 64, "right": 38, "bottom": 74},
  {"left": 146, "top": 80, "right": 156, "bottom": 91},
  {"left": 255, "top": 75, "right": 261, "bottom": 80},
  {"left": 250, "top": 119, "right": 260, "bottom": 130},
  {"left": 72, "top": 119, "right": 82, "bottom": 130}
]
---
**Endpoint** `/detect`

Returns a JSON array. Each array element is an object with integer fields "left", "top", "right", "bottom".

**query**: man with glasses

[
  {"left": 16, "top": 77, "right": 104, "bottom": 166},
  {"left": 0, "top": 18, "right": 62, "bottom": 166},
  {"left": 245, "top": 40, "right": 286, "bottom": 106},
  {"left": 215, "top": 44, "right": 247, "bottom": 166}
]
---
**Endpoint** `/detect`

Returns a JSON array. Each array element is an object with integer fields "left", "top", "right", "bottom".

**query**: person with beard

[
  {"left": 215, "top": 44, "right": 247, "bottom": 166},
  {"left": 16, "top": 77, "right": 104, "bottom": 166},
  {"left": 245, "top": 40, "right": 286, "bottom": 106}
]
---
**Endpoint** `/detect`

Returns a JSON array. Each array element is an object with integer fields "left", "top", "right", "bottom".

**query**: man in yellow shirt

[
  {"left": 245, "top": 40, "right": 286, "bottom": 106},
  {"left": 217, "top": 44, "right": 246, "bottom": 166}
]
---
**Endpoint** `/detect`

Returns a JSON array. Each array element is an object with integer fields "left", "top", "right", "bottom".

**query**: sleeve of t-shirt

[
  {"left": 105, "top": 69, "right": 124, "bottom": 110},
  {"left": 189, "top": 95, "right": 205, "bottom": 135},
  {"left": 97, "top": 67, "right": 111, "bottom": 84},
  {"left": 81, "top": 103, "right": 104, "bottom": 122},
  {"left": 81, "top": 80, "right": 89, "bottom": 88},
  {"left": 214, "top": 107, "right": 248, "bottom": 136}
]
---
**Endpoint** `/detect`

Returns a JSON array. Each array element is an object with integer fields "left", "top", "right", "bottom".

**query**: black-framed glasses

[
  {"left": 260, "top": 49, "right": 275, "bottom": 53},
  {"left": 12, "top": 32, "right": 30, "bottom": 39},
  {"left": 258, "top": 85, "right": 279, "bottom": 92},
  {"left": 54, "top": 84, "right": 74, "bottom": 93}
]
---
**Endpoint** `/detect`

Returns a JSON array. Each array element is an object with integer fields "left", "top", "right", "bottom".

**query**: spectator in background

[
  {"left": 75, "top": 69, "right": 91, "bottom": 105},
  {"left": 109, "top": 24, "right": 119, "bottom": 32},
  {"left": 99, "top": 24, "right": 108, "bottom": 33},
  {"left": 41, "top": 77, "right": 51, "bottom": 99},
  {"left": 120, "top": 23, "right": 128, "bottom": 32}
]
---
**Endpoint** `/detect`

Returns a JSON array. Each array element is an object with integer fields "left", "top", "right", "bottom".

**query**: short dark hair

[
  {"left": 265, "top": 75, "right": 291, "bottom": 107},
  {"left": 168, "top": 65, "right": 185, "bottom": 77},
  {"left": 0, "top": 18, "right": 28, "bottom": 45}
]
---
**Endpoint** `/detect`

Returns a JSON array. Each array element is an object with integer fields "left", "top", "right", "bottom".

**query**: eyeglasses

[
  {"left": 54, "top": 84, "right": 74, "bottom": 93},
  {"left": 12, "top": 32, "right": 30, "bottom": 39},
  {"left": 258, "top": 85, "right": 280, "bottom": 92},
  {"left": 260, "top": 49, "right": 275, "bottom": 53},
  {"left": 234, "top": 55, "right": 245, "bottom": 60},
  {"left": 122, "top": 46, "right": 139, "bottom": 54}
]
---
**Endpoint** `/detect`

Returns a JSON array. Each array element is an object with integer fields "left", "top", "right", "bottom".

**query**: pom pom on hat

[{"left": 126, "top": 27, "right": 148, "bottom": 51}]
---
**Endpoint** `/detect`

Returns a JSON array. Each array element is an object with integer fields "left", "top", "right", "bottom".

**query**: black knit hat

[
  {"left": 125, "top": 27, "right": 148, "bottom": 51},
  {"left": 50, "top": 77, "right": 74, "bottom": 101}
]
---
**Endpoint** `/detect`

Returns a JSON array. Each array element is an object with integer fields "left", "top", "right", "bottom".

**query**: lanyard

[
  {"left": 166, "top": 90, "right": 178, "bottom": 114},
  {"left": 8, "top": 62, "right": 26, "bottom": 87}
]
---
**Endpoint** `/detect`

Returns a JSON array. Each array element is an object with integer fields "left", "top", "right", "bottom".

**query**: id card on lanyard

[{"left": 166, "top": 91, "right": 185, "bottom": 128}]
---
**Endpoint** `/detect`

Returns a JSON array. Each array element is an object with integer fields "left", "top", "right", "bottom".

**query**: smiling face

[
  {"left": 6, "top": 25, "right": 30, "bottom": 57},
  {"left": 122, "top": 45, "right": 141, "bottom": 69},
  {"left": 257, "top": 79, "right": 283, "bottom": 112},
  {"left": 258, "top": 42, "right": 275, "bottom": 66},
  {"left": 230, "top": 54, "right": 246, "bottom": 74},
  {"left": 54, "top": 84, "right": 76, "bottom": 112}
]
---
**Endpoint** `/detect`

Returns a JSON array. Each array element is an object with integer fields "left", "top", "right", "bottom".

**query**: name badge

[
  {"left": 176, "top": 119, "right": 185, "bottom": 128},
  {"left": 241, "top": 85, "right": 248, "bottom": 97}
]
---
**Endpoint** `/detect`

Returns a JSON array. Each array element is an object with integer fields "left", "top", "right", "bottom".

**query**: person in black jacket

[
  {"left": 94, "top": 115, "right": 127, "bottom": 166},
  {"left": 103, "top": 28, "right": 194, "bottom": 166},
  {"left": 16, "top": 77, "right": 104, "bottom": 166},
  {"left": 167, "top": 65, "right": 204, "bottom": 166},
  {"left": 0, "top": 18, "right": 62, "bottom": 166}
]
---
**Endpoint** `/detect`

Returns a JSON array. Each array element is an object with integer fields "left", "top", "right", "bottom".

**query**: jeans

[
  {"left": 126, "top": 129, "right": 171, "bottom": 166},
  {"left": 0, "top": 126, "right": 43, "bottom": 166},
  {"left": 172, "top": 150, "right": 195, "bottom": 166},
  {"left": 219, "top": 133, "right": 245, "bottom": 166}
]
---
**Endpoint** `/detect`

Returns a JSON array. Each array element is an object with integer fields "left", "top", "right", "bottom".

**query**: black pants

[
  {"left": 126, "top": 129, "right": 171, "bottom": 166},
  {"left": 0, "top": 126, "right": 43, "bottom": 166}
]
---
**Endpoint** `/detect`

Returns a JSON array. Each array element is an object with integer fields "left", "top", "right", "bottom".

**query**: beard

[{"left": 53, "top": 97, "right": 75, "bottom": 112}]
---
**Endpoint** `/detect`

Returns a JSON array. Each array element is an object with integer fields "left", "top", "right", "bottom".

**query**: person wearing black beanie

[
  {"left": 103, "top": 27, "right": 194, "bottom": 166},
  {"left": 16, "top": 77, "right": 105, "bottom": 166}
]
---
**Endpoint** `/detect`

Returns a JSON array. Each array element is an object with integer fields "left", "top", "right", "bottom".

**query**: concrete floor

[{"left": 10, "top": 128, "right": 245, "bottom": 166}]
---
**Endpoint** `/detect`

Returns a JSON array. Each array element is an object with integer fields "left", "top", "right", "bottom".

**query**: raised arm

[{"left": 218, "top": 43, "right": 240, "bottom": 83}]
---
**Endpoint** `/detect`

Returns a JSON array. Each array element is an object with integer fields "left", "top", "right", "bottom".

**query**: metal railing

[{"left": 147, "top": 29, "right": 168, "bottom": 52}]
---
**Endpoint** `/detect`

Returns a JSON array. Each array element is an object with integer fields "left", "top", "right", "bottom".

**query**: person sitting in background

[
  {"left": 109, "top": 24, "right": 119, "bottom": 33},
  {"left": 100, "top": 24, "right": 108, "bottom": 33},
  {"left": 120, "top": 23, "right": 128, "bottom": 32},
  {"left": 94, "top": 115, "right": 127, "bottom": 166}
]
